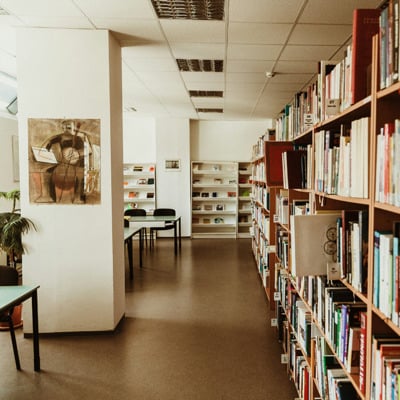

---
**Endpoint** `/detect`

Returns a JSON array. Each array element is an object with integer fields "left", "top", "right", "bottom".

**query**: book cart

[{"left": 251, "top": 5, "right": 400, "bottom": 399}]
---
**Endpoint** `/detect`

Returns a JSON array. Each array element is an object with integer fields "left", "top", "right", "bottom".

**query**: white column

[{"left": 17, "top": 28, "right": 124, "bottom": 333}]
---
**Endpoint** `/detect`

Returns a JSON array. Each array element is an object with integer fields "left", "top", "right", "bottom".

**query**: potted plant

[
  {"left": 0, "top": 189, "right": 36, "bottom": 329},
  {"left": 0, "top": 189, "right": 36, "bottom": 268}
]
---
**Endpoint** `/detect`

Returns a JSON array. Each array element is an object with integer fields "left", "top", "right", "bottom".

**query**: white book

[
  {"left": 291, "top": 212, "right": 341, "bottom": 277},
  {"left": 379, "top": 233, "right": 394, "bottom": 317}
]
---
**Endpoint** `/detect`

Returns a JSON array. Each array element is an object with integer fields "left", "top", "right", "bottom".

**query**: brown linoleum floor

[{"left": 0, "top": 238, "right": 297, "bottom": 400}]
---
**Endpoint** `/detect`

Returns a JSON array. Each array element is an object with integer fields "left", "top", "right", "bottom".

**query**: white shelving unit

[
  {"left": 237, "top": 161, "right": 252, "bottom": 238},
  {"left": 123, "top": 163, "right": 156, "bottom": 214},
  {"left": 191, "top": 161, "right": 238, "bottom": 238}
]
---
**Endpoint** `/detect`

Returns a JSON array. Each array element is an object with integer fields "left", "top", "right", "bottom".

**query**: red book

[
  {"left": 264, "top": 141, "right": 293, "bottom": 186},
  {"left": 351, "top": 9, "right": 380, "bottom": 104},
  {"left": 359, "top": 311, "right": 367, "bottom": 394}
]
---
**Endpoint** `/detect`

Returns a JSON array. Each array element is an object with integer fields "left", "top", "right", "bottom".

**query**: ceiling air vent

[
  {"left": 177, "top": 59, "right": 223, "bottom": 72},
  {"left": 196, "top": 108, "right": 223, "bottom": 113},
  {"left": 151, "top": 0, "right": 224, "bottom": 20},
  {"left": 189, "top": 90, "right": 223, "bottom": 97}
]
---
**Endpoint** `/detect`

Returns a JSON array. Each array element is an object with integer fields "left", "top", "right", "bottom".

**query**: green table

[{"left": 0, "top": 285, "right": 40, "bottom": 371}]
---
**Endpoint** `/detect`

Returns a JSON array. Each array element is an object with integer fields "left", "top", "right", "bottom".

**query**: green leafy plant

[{"left": 0, "top": 189, "right": 36, "bottom": 267}]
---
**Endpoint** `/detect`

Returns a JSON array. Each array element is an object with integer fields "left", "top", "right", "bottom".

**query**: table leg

[
  {"left": 127, "top": 238, "right": 133, "bottom": 280},
  {"left": 178, "top": 217, "right": 181, "bottom": 250},
  {"left": 139, "top": 228, "right": 143, "bottom": 268},
  {"left": 174, "top": 221, "right": 177, "bottom": 255},
  {"left": 31, "top": 290, "right": 40, "bottom": 371}
]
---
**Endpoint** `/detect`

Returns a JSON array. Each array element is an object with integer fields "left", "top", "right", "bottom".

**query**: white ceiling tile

[
  {"left": 161, "top": 20, "right": 225, "bottom": 43},
  {"left": 123, "top": 58, "right": 178, "bottom": 72},
  {"left": 274, "top": 60, "right": 318, "bottom": 74},
  {"left": 181, "top": 72, "right": 224, "bottom": 85},
  {"left": 226, "top": 60, "right": 274, "bottom": 73},
  {"left": 225, "top": 82, "right": 265, "bottom": 94},
  {"left": 74, "top": 0, "right": 156, "bottom": 19},
  {"left": 226, "top": 72, "right": 266, "bottom": 84},
  {"left": 228, "top": 44, "right": 282, "bottom": 60},
  {"left": 289, "top": 24, "right": 352, "bottom": 46},
  {"left": 266, "top": 81, "right": 306, "bottom": 92},
  {"left": 279, "top": 44, "right": 339, "bottom": 61},
  {"left": 92, "top": 18, "right": 164, "bottom": 42},
  {"left": 229, "top": 0, "right": 304, "bottom": 23},
  {"left": 169, "top": 42, "right": 225, "bottom": 59},
  {"left": 269, "top": 73, "right": 314, "bottom": 84},
  {"left": 186, "top": 82, "right": 224, "bottom": 91},
  {"left": 299, "top": 0, "right": 382, "bottom": 24},
  {"left": 122, "top": 44, "right": 172, "bottom": 59},
  {"left": 229, "top": 22, "right": 292, "bottom": 44},
  {"left": 17, "top": 16, "right": 93, "bottom": 29},
  {"left": 1, "top": 0, "right": 82, "bottom": 17}
]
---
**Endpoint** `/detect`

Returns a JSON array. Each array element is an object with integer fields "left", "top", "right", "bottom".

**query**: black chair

[
  {"left": 124, "top": 208, "right": 148, "bottom": 247},
  {"left": 150, "top": 208, "right": 176, "bottom": 249},
  {"left": 0, "top": 265, "right": 21, "bottom": 370}
]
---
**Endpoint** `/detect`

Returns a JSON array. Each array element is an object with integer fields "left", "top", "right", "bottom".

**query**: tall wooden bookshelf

[
  {"left": 250, "top": 138, "right": 293, "bottom": 309},
  {"left": 251, "top": 6, "right": 400, "bottom": 399}
]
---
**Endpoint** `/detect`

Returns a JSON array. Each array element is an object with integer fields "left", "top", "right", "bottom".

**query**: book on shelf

[
  {"left": 335, "top": 379, "right": 358, "bottom": 400},
  {"left": 359, "top": 311, "right": 367, "bottom": 394},
  {"left": 282, "top": 149, "right": 307, "bottom": 189},
  {"left": 290, "top": 212, "right": 340, "bottom": 277},
  {"left": 371, "top": 339, "right": 400, "bottom": 400},
  {"left": 318, "top": 60, "right": 339, "bottom": 121},
  {"left": 346, "top": 326, "right": 361, "bottom": 374},
  {"left": 327, "top": 369, "right": 348, "bottom": 400},
  {"left": 264, "top": 141, "right": 293, "bottom": 186},
  {"left": 351, "top": 8, "right": 380, "bottom": 102}
]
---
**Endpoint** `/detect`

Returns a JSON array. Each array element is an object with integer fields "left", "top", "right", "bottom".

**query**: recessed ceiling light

[
  {"left": 189, "top": 90, "right": 223, "bottom": 97},
  {"left": 196, "top": 108, "right": 223, "bottom": 113},
  {"left": 151, "top": 0, "right": 224, "bottom": 20},
  {"left": 177, "top": 59, "right": 223, "bottom": 72}
]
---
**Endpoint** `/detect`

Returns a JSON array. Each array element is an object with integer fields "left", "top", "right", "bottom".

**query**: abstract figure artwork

[{"left": 28, "top": 118, "right": 101, "bottom": 205}]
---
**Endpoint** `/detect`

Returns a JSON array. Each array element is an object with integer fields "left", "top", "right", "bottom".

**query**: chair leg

[{"left": 8, "top": 314, "right": 21, "bottom": 370}]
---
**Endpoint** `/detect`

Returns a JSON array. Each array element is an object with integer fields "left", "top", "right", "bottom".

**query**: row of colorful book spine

[
  {"left": 314, "top": 117, "right": 369, "bottom": 198},
  {"left": 275, "top": 8, "right": 379, "bottom": 140}
]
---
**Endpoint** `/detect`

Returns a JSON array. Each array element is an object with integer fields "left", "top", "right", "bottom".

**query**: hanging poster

[{"left": 28, "top": 118, "right": 101, "bottom": 205}]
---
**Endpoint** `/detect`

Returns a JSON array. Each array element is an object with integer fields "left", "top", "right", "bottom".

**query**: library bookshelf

[
  {"left": 238, "top": 161, "right": 252, "bottom": 238},
  {"left": 251, "top": 9, "right": 400, "bottom": 399},
  {"left": 123, "top": 163, "right": 156, "bottom": 214},
  {"left": 191, "top": 161, "right": 238, "bottom": 238}
]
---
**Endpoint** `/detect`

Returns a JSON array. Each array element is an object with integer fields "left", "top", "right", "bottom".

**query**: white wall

[
  {"left": 155, "top": 118, "right": 191, "bottom": 237},
  {"left": 123, "top": 115, "right": 156, "bottom": 163},
  {"left": 190, "top": 120, "right": 273, "bottom": 161},
  {"left": 17, "top": 28, "right": 124, "bottom": 333}
]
